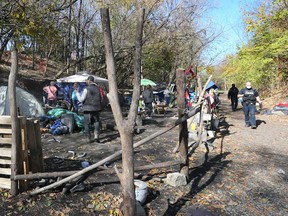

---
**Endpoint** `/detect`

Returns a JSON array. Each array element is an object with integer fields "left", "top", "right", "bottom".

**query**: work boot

[
  {"left": 94, "top": 122, "right": 100, "bottom": 143},
  {"left": 251, "top": 125, "right": 256, "bottom": 129},
  {"left": 94, "top": 133, "right": 100, "bottom": 143},
  {"left": 245, "top": 123, "right": 250, "bottom": 127},
  {"left": 86, "top": 133, "right": 93, "bottom": 143}
]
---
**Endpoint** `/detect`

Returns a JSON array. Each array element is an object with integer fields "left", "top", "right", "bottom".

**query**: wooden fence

[{"left": 0, "top": 116, "right": 43, "bottom": 194}]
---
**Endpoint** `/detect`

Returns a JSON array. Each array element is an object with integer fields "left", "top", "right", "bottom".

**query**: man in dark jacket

[
  {"left": 76, "top": 76, "right": 102, "bottom": 142},
  {"left": 228, "top": 84, "right": 239, "bottom": 111},
  {"left": 143, "top": 85, "right": 154, "bottom": 119},
  {"left": 238, "top": 82, "right": 262, "bottom": 129}
]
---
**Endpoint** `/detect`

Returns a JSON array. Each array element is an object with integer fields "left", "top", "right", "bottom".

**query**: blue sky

[{"left": 204, "top": 0, "right": 256, "bottom": 64}]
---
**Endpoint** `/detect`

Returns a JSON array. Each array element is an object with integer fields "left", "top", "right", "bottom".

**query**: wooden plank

[
  {"left": 27, "top": 120, "right": 43, "bottom": 173},
  {"left": 0, "top": 137, "right": 12, "bottom": 144},
  {"left": 0, "top": 128, "right": 12, "bottom": 134},
  {"left": 0, "top": 167, "right": 11, "bottom": 175},
  {"left": 19, "top": 117, "right": 29, "bottom": 191},
  {"left": 0, "top": 177, "right": 11, "bottom": 189},
  {"left": 0, "top": 158, "right": 11, "bottom": 165},
  {"left": 0, "top": 116, "right": 12, "bottom": 125},
  {"left": 0, "top": 148, "right": 11, "bottom": 157},
  {"left": 33, "top": 120, "right": 43, "bottom": 172}
]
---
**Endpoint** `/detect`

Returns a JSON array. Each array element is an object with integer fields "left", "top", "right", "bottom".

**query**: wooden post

[
  {"left": 27, "top": 119, "right": 43, "bottom": 173},
  {"left": 8, "top": 47, "right": 20, "bottom": 196},
  {"left": 176, "top": 68, "right": 189, "bottom": 180}
]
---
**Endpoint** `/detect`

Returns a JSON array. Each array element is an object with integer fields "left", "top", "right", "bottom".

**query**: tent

[
  {"left": 205, "top": 81, "right": 218, "bottom": 91},
  {"left": 0, "top": 86, "right": 45, "bottom": 117},
  {"left": 56, "top": 71, "right": 108, "bottom": 84},
  {"left": 55, "top": 71, "right": 109, "bottom": 108}
]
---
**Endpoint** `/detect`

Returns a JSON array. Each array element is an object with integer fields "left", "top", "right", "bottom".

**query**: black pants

[
  {"left": 230, "top": 97, "right": 238, "bottom": 111},
  {"left": 145, "top": 103, "right": 153, "bottom": 117}
]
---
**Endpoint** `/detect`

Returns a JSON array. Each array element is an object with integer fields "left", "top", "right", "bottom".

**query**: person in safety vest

[
  {"left": 238, "top": 82, "right": 262, "bottom": 129},
  {"left": 76, "top": 76, "right": 102, "bottom": 142},
  {"left": 228, "top": 84, "right": 239, "bottom": 111}
]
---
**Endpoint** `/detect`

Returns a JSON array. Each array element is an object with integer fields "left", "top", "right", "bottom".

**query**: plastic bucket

[{"left": 134, "top": 180, "right": 148, "bottom": 205}]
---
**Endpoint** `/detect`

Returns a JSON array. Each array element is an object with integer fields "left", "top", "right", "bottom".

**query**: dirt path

[
  {"left": 144, "top": 96, "right": 288, "bottom": 216},
  {"left": 208, "top": 98, "right": 288, "bottom": 215}
]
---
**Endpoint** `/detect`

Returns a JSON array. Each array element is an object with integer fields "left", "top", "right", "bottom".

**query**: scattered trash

[
  {"left": 68, "top": 150, "right": 76, "bottom": 157},
  {"left": 81, "top": 161, "right": 90, "bottom": 168},
  {"left": 134, "top": 179, "right": 148, "bottom": 205},
  {"left": 70, "top": 182, "right": 85, "bottom": 193},
  {"left": 68, "top": 151, "right": 86, "bottom": 158},
  {"left": 278, "top": 169, "right": 285, "bottom": 175},
  {"left": 51, "top": 156, "right": 64, "bottom": 164},
  {"left": 47, "top": 137, "right": 61, "bottom": 143},
  {"left": 77, "top": 152, "right": 87, "bottom": 158}
]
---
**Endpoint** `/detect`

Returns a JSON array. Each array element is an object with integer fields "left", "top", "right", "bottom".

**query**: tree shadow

[
  {"left": 215, "top": 116, "right": 235, "bottom": 155},
  {"left": 163, "top": 152, "right": 232, "bottom": 216},
  {"left": 142, "top": 118, "right": 160, "bottom": 125},
  {"left": 256, "top": 119, "right": 266, "bottom": 127},
  {"left": 100, "top": 132, "right": 120, "bottom": 143}
]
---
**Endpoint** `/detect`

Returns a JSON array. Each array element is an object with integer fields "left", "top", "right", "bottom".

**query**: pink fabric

[
  {"left": 43, "top": 86, "right": 57, "bottom": 100},
  {"left": 276, "top": 103, "right": 288, "bottom": 107}
]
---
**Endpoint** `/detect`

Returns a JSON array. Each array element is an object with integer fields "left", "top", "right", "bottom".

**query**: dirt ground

[{"left": 0, "top": 93, "right": 288, "bottom": 216}]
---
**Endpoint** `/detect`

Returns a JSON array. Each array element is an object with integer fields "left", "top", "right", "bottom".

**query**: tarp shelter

[
  {"left": 0, "top": 86, "right": 45, "bottom": 117},
  {"left": 56, "top": 71, "right": 109, "bottom": 108},
  {"left": 56, "top": 71, "right": 108, "bottom": 85},
  {"left": 205, "top": 81, "right": 218, "bottom": 91},
  {"left": 141, "top": 79, "right": 157, "bottom": 86}
]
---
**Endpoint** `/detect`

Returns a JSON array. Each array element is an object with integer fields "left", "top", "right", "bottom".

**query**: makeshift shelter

[
  {"left": 205, "top": 81, "right": 218, "bottom": 91},
  {"left": 56, "top": 71, "right": 109, "bottom": 109},
  {"left": 56, "top": 71, "right": 108, "bottom": 85},
  {"left": 141, "top": 79, "right": 157, "bottom": 86},
  {"left": 0, "top": 86, "right": 45, "bottom": 117}
]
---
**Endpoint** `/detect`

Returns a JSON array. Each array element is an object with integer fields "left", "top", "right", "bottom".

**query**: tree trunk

[
  {"left": 120, "top": 130, "right": 135, "bottom": 215},
  {"left": 80, "top": 29, "right": 85, "bottom": 70},
  {"left": 101, "top": 7, "right": 145, "bottom": 216},
  {"left": 32, "top": 40, "right": 35, "bottom": 70},
  {"left": 8, "top": 43, "right": 20, "bottom": 196},
  {"left": 66, "top": 0, "right": 72, "bottom": 74},
  {"left": 176, "top": 69, "right": 189, "bottom": 179},
  {"left": 76, "top": 0, "right": 83, "bottom": 72}
]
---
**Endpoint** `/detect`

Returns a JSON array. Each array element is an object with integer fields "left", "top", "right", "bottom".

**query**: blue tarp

[
  {"left": 56, "top": 82, "right": 86, "bottom": 103},
  {"left": 206, "top": 81, "right": 218, "bottom": 90}
]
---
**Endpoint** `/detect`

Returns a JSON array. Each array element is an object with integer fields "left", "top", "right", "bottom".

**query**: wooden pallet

[{"left": 0, "top": 116, "right": 43, "bottom": 193}]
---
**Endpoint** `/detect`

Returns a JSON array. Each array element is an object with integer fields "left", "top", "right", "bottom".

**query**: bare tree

[{"left": 101, "top": 6, "right": 145, "bottom": 215}]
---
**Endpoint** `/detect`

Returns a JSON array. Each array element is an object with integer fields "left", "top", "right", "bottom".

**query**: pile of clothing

[{"left": 39, "top": 108, "right": 85, "bottom": 135}]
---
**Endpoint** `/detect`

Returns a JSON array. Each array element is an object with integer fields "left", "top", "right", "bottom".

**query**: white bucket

[{"left": 134, "top": 180, "right": 148, "bottom": 205}]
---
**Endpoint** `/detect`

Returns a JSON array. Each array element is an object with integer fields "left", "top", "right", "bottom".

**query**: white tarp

[
  {"left": 0, "top": 86, "right": 45, "bottom": 117},
  {"left": 56, "top": 71, "right": 108, "bottom": 83}
]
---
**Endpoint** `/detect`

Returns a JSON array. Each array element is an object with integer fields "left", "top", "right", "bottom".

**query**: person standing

[
  {"left": 76, "top": 76, "right": 102, "bottom": 142},
  {"left": 143, "top": 85, "right": 154, "bottom": 119},
  {"left": 71, "top": 82, "right": 81, "bottom": 113},
  {"left": 228, "top": 84, "right": 239, "bottom": 111},
  {"left": 163, "top": 86, "right": 171, "bottom": 106},
  {"left": 43, "top": 81, "right": 58, "bottom": 107},
  {"left": 238, "top": 82, "right": 262, "bottom": 129}
]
